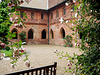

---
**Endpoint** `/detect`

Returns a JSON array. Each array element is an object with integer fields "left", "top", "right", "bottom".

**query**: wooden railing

[{"left": 4, "top": 62, "right": 57, "bottom": 75}]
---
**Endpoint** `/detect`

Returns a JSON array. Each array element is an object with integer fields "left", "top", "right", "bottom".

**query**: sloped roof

[
  {"left": 20, "top": 0, "right": 65, "bottom": 10},
  {"left": 20, "top": 0, "right": 48, "bottom": 10},
  {"left": 48, "top": 0, "right": 65, "bottom": 9}
]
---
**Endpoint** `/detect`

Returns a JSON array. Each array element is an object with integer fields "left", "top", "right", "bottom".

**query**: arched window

[
  {"left": 50, "top": 29, "right": 54, "bottom": 39},
  {"left": 12, "top": 28, "right": 18, "bottom": 39},
  {"left": 28, "top": 29, "right": 33, "bottom": 39},
  {"left": 42, "top": 29, "right": 46, "bottom": 39},
  {"left": 60, "top": 28, "right": 65, "bottom": 38}
]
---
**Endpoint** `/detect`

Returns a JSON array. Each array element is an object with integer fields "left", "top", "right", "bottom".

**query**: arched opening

[
  {"left": 28, "top": 29, "right": 33, "bottom": 39},
  {"left": 12, "top": 28, "right": 18, "bottom": 39},
  {"left": 42, "top": 29, "right": 46, "bottom": 39},
  {"left": 60, "top": 28, "right": 65, "bottom": 39},
  {"left": 50, "top": 29, "right": 54, "bottom": 39}
]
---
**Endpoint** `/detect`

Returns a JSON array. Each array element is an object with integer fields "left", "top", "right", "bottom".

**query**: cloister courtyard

[{"left": 0, "top": 45, "right": 81, "bottom": 75}]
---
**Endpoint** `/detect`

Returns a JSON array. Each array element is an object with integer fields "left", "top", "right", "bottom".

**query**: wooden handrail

[{"left": 4, "top": 62, "right": 57, "bottom": 75}]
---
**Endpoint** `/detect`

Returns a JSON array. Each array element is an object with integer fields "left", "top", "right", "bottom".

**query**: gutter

[{"left": 20, "top": 6, "right": 47, "bottom": 11}]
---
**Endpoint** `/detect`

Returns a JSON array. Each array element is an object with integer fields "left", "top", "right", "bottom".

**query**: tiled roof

[
  {"left": 20, "top": 0, "right": 48, "bottom": 10},
  {"left": 20, "top": 0, "right": 65, "bottom": 10},
  {"left": 48, "top": 0, "right": 65, "bottom": 9}
]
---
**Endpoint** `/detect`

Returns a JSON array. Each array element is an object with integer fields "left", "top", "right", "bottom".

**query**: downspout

[
  {"left": 47, "top": 11, "right": 49, "bottom": 44},
  {"left": 47, "top": 0, "right": 49, "bottom": 44}
]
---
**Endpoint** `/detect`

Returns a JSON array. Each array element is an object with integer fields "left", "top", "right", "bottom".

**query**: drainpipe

[{"left": 47, "top": 11, "right": 49, "bottom": 44}]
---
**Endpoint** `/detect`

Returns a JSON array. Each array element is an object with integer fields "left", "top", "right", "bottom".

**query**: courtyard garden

[
  {"left": 0, "top": 0, "right": 100, "bottom": 75},
  {"left": 0, "top": 45, "right": 81, "bottom": 75}
]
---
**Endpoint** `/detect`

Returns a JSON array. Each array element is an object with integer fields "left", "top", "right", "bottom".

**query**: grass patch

[{"left": 0, "top": 50, "right": 13, "bottom": 57}]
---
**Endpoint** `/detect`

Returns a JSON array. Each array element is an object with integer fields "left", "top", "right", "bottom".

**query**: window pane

[
  {"left": 41, "top": 14, "right": 44, "bottom": 19},
  {"left": 51, "top": 13, "right": 53, "bottom": 19},
  {"left": 64, "top": 8, "right": 66, "bottom": 15},
  {"left": 56, "top": 10, "right": 59, "bottom": 17},
  {"left": 20, "top": 11, "right": 24, "bottom": 18},
  {"left": 31, "top": 12, "right": 34, "bottom": 19}
]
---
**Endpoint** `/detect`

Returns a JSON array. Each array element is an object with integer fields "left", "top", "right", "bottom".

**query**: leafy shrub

[
  {"left": 1, "top": 50, "right": 13, "bottom": 57},
  {"left": 63, "top": 35, "right": 73, "bottom": 47},
  {"left": 6, "top": 46, "right": 10, "bottom": 51},
  {"left": 0, "top": 0, "right": 29, "bottom": 67},
  {"left": 19, "top": 31, "right": 26, "bottom": 42},
  {"left": 57, "top": 0, "right": 100, "bottom": 75}
]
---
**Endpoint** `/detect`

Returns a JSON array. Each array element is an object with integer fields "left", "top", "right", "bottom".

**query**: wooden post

[{"left": 54, "top": 62, "right": 57, "bottom": 75}]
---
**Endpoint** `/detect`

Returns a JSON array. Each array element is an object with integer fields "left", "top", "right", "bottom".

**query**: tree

[
  {"left": 0, "top": 0, "right": 31, "bottom": 68},
  {"left": 58, "top": 0, "right": 100, "bottom": 75}
]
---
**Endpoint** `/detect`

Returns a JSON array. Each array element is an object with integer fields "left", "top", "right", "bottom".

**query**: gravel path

[{"left": 0, "top": 45, "right": 82, "bottom": 75}]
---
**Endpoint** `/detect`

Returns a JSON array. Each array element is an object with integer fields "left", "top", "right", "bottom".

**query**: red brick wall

[
  {"left": 10, "top": 1, "right": 80, "bottom": 46},
  {"left": 49, "top": 2, "right": 78, "bottom": 46},
  {"left": 10, "top": 8, "right": 48, "bottom": 44}
]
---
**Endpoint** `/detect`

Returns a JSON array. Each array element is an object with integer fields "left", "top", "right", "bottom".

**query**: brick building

[{"left": 11, "top": 0, "right": 80, "bottom": 46}]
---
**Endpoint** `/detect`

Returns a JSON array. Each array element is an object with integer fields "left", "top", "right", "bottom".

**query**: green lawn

[{"left": 0, "top": 50, "right": 13, "bottom": 57}]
